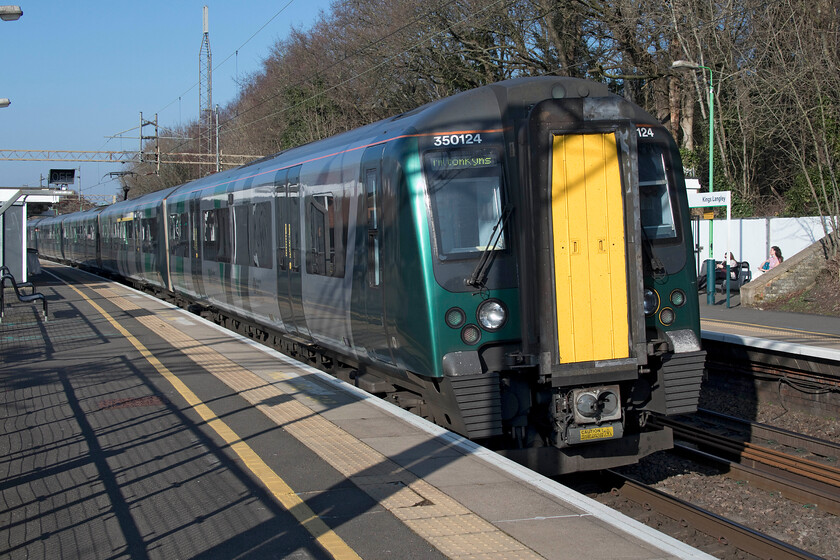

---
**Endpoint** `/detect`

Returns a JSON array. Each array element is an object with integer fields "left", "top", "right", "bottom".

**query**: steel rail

[
  {"left": 652, "top": 415, "right": 840, "bottom": 515},
  {"left": 696, "top": 408, "right": 840, "bottom": 459},
  {"left": 655, "top": 416, "right": 840, "bottom": 486},
  {"left": 604, "top": 471, "right": 822, "bottom": 560}
]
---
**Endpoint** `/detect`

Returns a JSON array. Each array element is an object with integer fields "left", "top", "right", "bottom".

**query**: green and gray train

[{"left": 30, "top": 77, "right": 705, "bottom": 474}]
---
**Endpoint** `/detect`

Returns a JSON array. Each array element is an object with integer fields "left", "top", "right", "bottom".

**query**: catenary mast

[{"left": 199, "top": 6, "right": 212, "bottom": 177}]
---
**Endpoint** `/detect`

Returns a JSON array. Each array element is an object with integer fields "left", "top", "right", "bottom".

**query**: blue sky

[{"left": 0, "top": 1, "right": 333, "bottom": 200}]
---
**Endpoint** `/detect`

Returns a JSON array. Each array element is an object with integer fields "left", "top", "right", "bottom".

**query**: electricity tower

[{"left": 198, "top": 5, "right": 213, "bottom": 177}]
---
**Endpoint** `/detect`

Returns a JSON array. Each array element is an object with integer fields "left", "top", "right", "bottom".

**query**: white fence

[{"left": 690, "top": 216, "right": 834, "bottom": 278}]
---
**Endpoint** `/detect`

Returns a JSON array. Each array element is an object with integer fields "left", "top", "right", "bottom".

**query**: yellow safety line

[
  {"left": 62, "top": 280, "right": 362, "bottom": 560},
  {"left": 703, "top": 318, "right": 840, "bottom": 340}
]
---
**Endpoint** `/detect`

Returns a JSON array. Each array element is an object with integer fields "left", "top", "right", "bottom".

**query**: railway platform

[
  {"left": 1, "top": 263, "right": 712, "bottom": 560},
  {"left": 698, "top": 293, "right": 840, "bottom": 359}
]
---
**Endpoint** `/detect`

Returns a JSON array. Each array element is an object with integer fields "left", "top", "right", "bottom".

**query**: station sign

[
  {"left": 687, "top": 191, "right": 730, "bottom": 208},
  {"left": 48, "top": 168, "right": 75, "bottom": 185}
]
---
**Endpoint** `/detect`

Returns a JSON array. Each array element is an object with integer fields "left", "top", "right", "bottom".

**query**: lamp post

[
  {"left": 672, "top": 59, "right": 716, "bottom": 305},
  {"left": 0, "top": 5, "right": 22, "bottom": 21},
  {"left": 1, "top": 6, "right": 22, "bottom": 108}
]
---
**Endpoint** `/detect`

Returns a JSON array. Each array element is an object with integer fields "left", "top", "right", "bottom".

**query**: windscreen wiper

[
  {"left": 640, "top": 225, "right": 667, "bottom": 278},
  {"left": 466, "top": 205, "right": 512, "bottom": 290}
]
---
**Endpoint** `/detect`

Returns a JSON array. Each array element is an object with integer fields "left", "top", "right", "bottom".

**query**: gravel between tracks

[{"left": 615, "top": 386, "right": 840, "bottom": 559}]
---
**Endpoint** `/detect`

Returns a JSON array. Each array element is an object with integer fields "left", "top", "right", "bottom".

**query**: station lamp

[
  {"left": 672, "top": 59, "right": 716, "bottom": 305},
  {"left": 0, "top": 5, "right": 22, "bottom": 21},
  {"left": 1, "top": 6, "right": 22, "bottom": 107}
]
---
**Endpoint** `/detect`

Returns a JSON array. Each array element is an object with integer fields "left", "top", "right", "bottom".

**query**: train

[{"left": 28, "top": 77, "right": 706, "bottom": 474}]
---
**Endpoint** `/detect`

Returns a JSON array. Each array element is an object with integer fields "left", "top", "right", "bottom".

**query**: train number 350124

[{"left": 433, "top": 133, "right": 483, "bottom": 146}]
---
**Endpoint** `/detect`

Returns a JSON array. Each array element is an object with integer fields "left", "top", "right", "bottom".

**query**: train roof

[
  {"left": 50, "top": 77, "right": 654, "bottom": 217},
  {"left": 98, "top": 186, "right": 180, "bottom": 218},
  {"left": 161, "top": 77, "right": 637, "bottom": 198}
]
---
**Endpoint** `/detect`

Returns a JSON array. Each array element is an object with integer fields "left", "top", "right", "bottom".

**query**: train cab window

[
  {"left": 424, "top": 148, "right": 506, "bottom": 260},
  {"left": 639, "top": 143, "right": 678, "bottom": 240}
]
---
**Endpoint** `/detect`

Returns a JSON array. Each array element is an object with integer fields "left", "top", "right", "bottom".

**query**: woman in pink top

[{"left": 761, "top": 246, "right": 783, "bottom": 270}]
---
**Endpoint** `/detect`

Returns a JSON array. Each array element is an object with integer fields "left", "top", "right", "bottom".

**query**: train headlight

[
  {"left": 659, "top": 308, "right": 675, "bottom": 326},
  {"left": 670, "top": 289, "right": 686, "bottom": 307},
  {"left": 477, "top": 300, "right": 507, "bottom": 331},
  {"left": 643, "top": 289, "right": 659, "bottom": 316}
]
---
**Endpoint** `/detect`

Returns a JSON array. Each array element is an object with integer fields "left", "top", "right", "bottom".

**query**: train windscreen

[
  {"left": 638, "top": 143, "right": 679, "bottom": 241},
  {"left": 424, "top": 147, "right": 506, "bottom": 260}
]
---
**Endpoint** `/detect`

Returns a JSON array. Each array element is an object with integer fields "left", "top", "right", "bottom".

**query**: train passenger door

[
  {"left": 274, "top": 169, "right": 293, "bottom": 325},
  {"left": 550, "top": 132, "right": 629, "bottom": 363},
  {"left": 189, "top": 195, "right": 205, "bottom": 297},
  {"left": 361, "top": 145, "right": 394, "bottom": 364},
  {"left": 274, "top": 166, "right": 310, "bottom": 339},
  {"left": 133, "top": 215, "right": 142, "bottom": 276}
]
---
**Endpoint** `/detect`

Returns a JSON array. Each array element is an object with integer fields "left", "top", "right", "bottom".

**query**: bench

[
  {"left": 0, "top": 265, "right": 36, "bottom": 295},
  {"left": 1, "top": 269, "right": 48, "bottom": 321},
  {"left": 698, "top": 260, "right": 752, "bottom": 293},
  {"left": 714, "top": 261, "right": 752, "bottom": 293}
]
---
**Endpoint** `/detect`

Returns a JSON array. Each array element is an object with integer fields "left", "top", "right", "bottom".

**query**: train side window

[
  {"left": 307, "top": 195, "right": 329, "bottom": 275},
  {"left": 203, "top": 210, "right": 217, "bottom": 261},
  {"left": 250, "top": 201, "right": 272, "bottom": 269},
  {"left": 203, "top": 208, "right": 231, "bottom": 262},
  {"left": 123, "top": 220, "right": 134, "bottom": 243},
  {"left": 191, "top": 203, "right": 201, "bottom": 259},
  {"left": 306, "top": 192, "right": 349, "bottom": 278},
  {"left": 140, "top": 217, "right": 157, "bottom": 253},
  {"left": 217, "top": 208, "right": 231, "bottom": 263},
  {"left": 169, "top": 212, "right": 189, "bottom": 257},
  {"left": 233, "top": 204, "right": 251, "bottom": 266},
  {"left": 365, "top": 168, "right": 381, "bottom": 287}
]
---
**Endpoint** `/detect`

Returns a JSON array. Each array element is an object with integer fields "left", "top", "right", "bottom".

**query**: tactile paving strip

[
  {"left": 703, "top": 318, "right": 840, "bottom": 348},
  {"left": 93, "top": 286, "right": 543, "bottom": 559}
]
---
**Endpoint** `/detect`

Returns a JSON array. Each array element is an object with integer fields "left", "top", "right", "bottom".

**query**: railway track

[
  {"left": 577, "top": 470, "right": 823, "bottom": 560},
  {"left": 702, "top": 337, "right": 840, "bottom": 419},
  {"left": 649, "top": 409, "right": 840, "bottom": 516},
  {"left": 568, "top": 405, "right": 839, "bottom": 559}
]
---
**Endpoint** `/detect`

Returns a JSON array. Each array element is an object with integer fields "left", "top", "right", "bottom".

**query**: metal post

[
  {"left": 139, "top": 111, "right": 144, "bottom": 165},
  {"left": 706, "top": 68, "right": 715, "bottom": 305},
  {"left": 725, "top": 194, "right": 731, "bottom": 308},
  {"left": 671, "top": 60, "right": 716, "bottom": 305},
  {"left": 215, "top": 104, "right": 220, "bottom": 173},
  {"left": 154, "top": 113, "right": 160, "bottom": 174}
]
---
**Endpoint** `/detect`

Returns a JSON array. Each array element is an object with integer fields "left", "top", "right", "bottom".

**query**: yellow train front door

[{"left": 551, "top": 133, "right": 629, "bottom": 363}]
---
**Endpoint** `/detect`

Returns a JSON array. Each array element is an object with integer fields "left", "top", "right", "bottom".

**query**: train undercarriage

[{"left": 116, "top": 274, "right": 698, "bottom": 475}]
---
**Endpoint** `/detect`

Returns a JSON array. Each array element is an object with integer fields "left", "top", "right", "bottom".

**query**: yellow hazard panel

[
  {"left": 551, "top": 133, "right": 629, "bottom": 363},
  {"left": 579, "top": 426, "right": 615, "bottom": 441}
]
